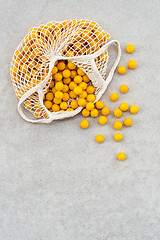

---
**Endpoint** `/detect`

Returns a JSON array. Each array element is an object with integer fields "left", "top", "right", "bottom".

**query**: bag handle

[
  {"left": 95, "top": 40, "right": 121, "bottom": 100},
  {"left": 103, "top": 40, "right": 121, "bottom": 85},
  {"left": 59, "top": 40, "right": 121, "bottom": 61},
  {"left": 17, "top": 102, "right": 53, "bottom": 123}
]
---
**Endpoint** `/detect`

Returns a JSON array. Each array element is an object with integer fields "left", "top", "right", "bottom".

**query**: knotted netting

[{"left": 10, "top": 19, "right": 121, "bottom": 123}]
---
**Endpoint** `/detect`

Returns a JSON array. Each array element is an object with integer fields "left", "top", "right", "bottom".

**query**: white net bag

[{"left": 10, "top": 19, "right": 121, "bottom": 123}]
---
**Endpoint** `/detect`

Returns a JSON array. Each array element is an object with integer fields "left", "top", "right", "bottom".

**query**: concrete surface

[{"left": 0, "top": 0, "right": 160, "bottom": 239}]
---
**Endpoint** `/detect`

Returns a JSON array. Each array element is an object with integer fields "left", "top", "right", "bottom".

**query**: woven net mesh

[{"left": 10, "top": 19, "right": 110, "bottom": 119}]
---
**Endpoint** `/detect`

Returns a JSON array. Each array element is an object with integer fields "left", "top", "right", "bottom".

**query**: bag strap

[
  {"left": 61, "top": 40, "right": 121, "bottom": 61},
  {"left": 17, "top": 58, "right": 57, "bottom": 123},
  {"left": 103, "top": 40, "right": 121, "bottom": 86},
  {"left": 95, "top": 40, "right": 121, "bottom": 100},
  {"left": 18, "top": 100, "right": 53, "bottom": 123}
]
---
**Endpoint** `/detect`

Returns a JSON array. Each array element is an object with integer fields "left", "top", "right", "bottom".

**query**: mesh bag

[{"left": 10, "top": 19, "right": 121, "bottom": 123}]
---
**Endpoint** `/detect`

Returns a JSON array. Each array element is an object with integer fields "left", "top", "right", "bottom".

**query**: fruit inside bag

[{"left": 10, "top": 19, "right": 121, "bottom": 123}]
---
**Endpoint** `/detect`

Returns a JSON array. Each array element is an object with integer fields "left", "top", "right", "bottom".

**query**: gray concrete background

[{"left": 0, "top": 0, "right": 160, "bottom": 239}]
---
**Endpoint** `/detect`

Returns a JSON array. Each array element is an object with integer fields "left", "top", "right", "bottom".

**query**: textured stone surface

[{"left": 0, "top": 0, "right": 160, "bottom": 239}]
